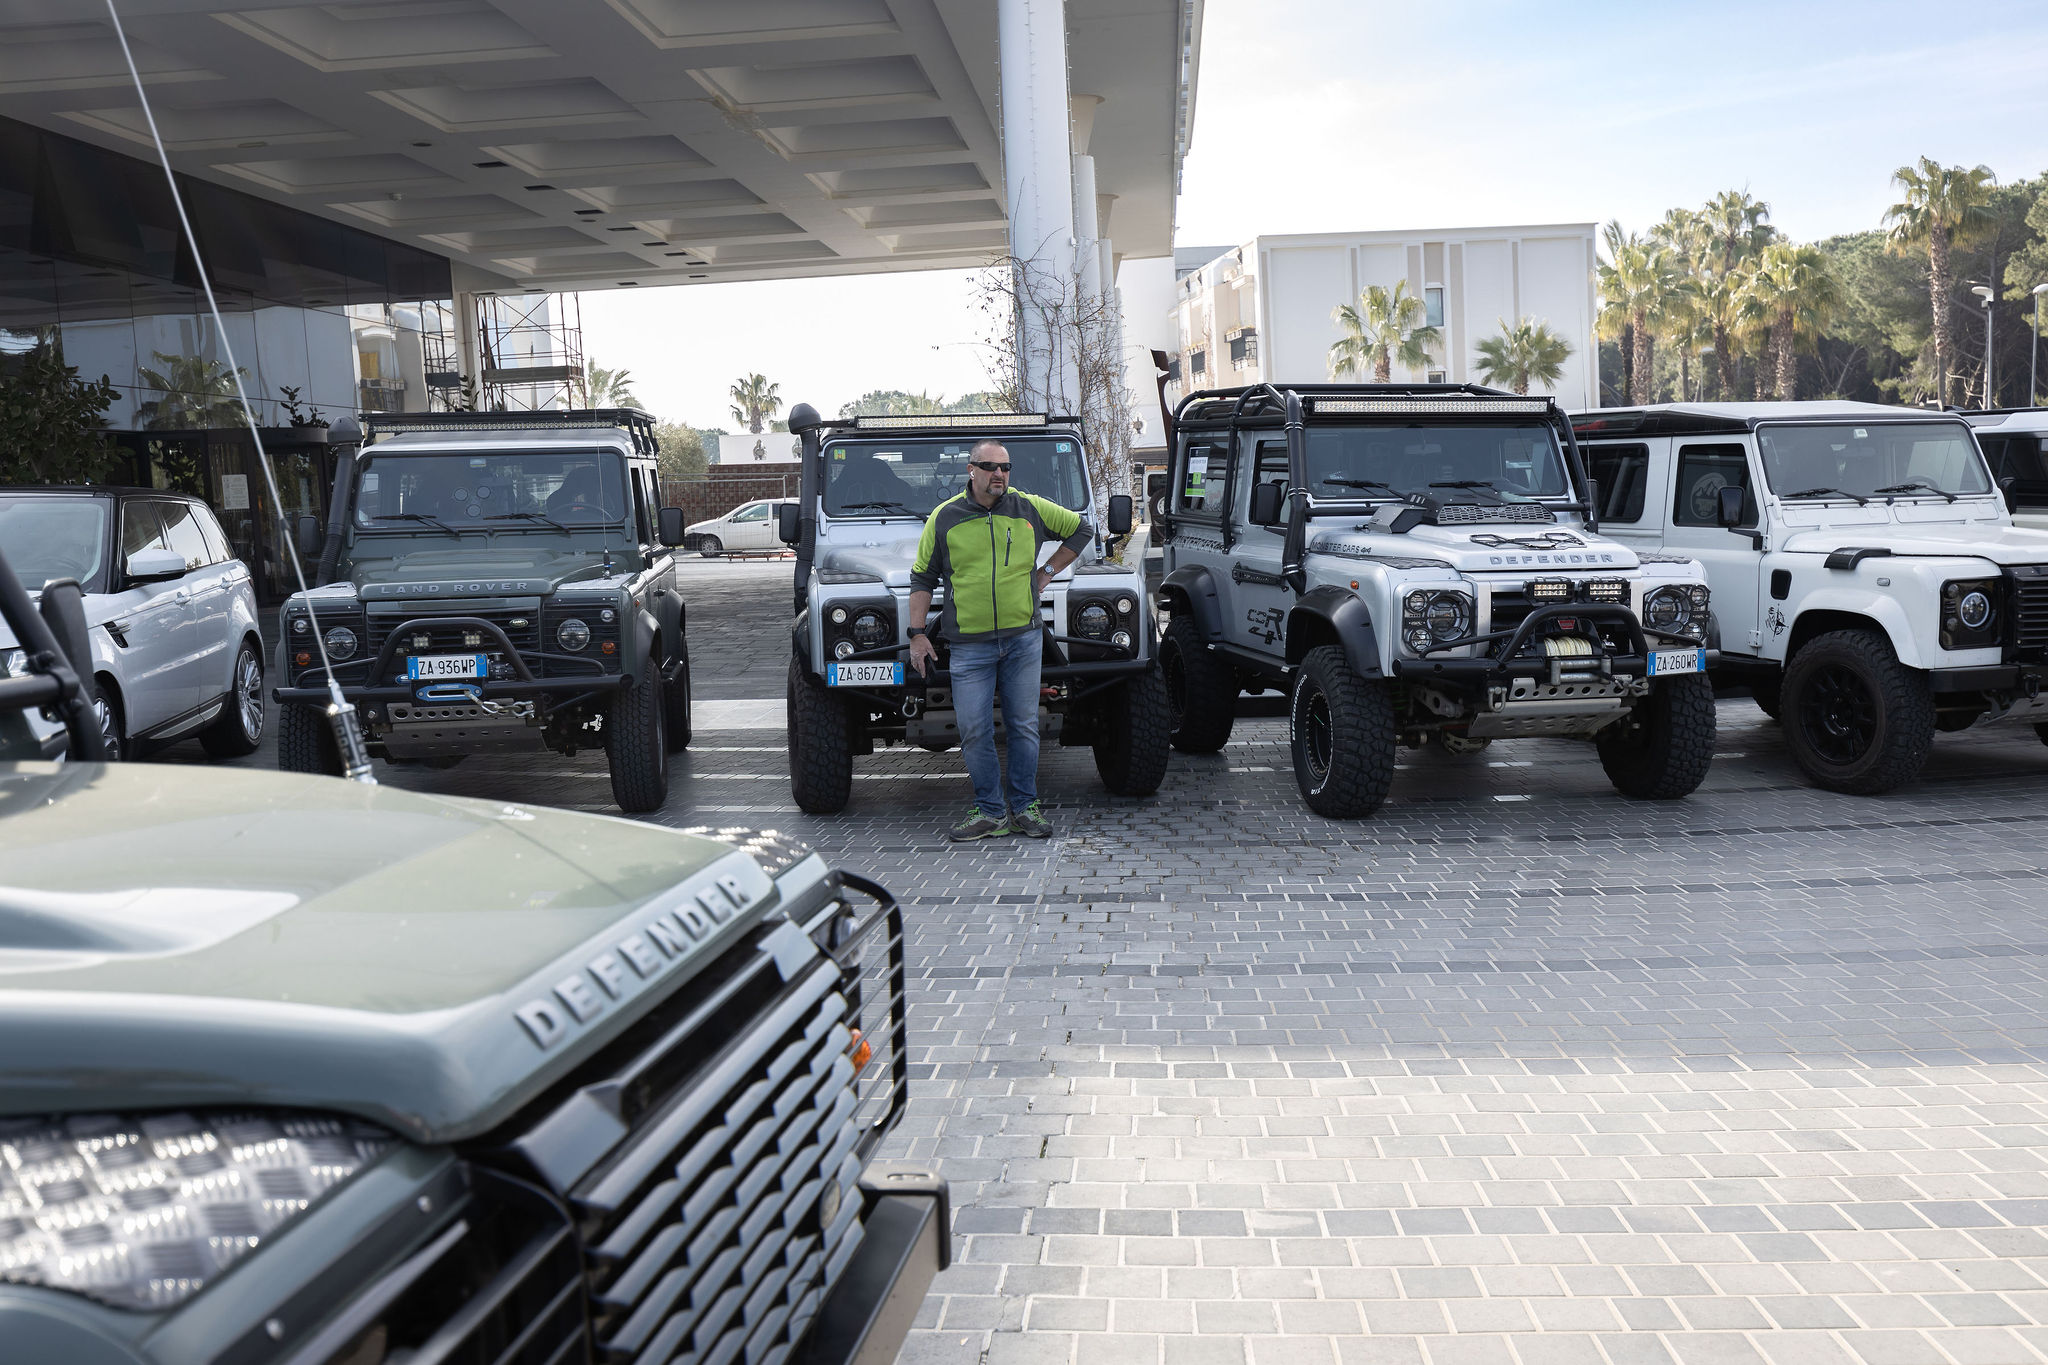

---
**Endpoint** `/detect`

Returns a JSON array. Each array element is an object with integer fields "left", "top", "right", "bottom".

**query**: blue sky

[{"left": 587, "top": 0, "right": 2048, "bottom": 428}]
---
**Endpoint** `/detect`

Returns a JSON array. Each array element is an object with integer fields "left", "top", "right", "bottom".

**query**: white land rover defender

[
  {"left": 779, "top": 405, "right": 1170, "bottom": 814},
  {"left": 1574, "top": 402, "right": 2048, "bottom": 793},
  {"left": 1967, "top": 408, "right": 2048, "bottom": 533},
  {"left": 1158, "top": 384, "right": 1719, "bottom": 819}
]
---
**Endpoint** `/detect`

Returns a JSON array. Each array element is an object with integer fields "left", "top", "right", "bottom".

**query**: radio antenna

[{"left": 106, "top": 0, "right": 372, "bottom": 781}]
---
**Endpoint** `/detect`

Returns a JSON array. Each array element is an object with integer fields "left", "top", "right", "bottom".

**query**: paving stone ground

[{"left": 191, "top": 559, "right": 2048, "bottom": 1365}]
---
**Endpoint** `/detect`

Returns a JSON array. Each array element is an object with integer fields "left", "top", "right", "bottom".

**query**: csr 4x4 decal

[{"left": 1246, "top": 605, "right": 1285, "bottom": 646}]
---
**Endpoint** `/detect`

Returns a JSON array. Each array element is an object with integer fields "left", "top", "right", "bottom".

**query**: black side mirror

[
  {"left": 776, "top": 503, "right": 801, "bottom": 545},
  {"left": 657, "top": 506, "right": 686, "bottom": 547},
  {"left": 1716, "top": 484, "right": 1746, "bottom": 529},
  {"left": 1248, "top": 481, "right": 1286, "bottom": 527},
  {"left": 295, "top": 514, "right": 323, "bottom": 559},
  {"left": 1106, "top": 494, "right": 1133, "bottom": 536}
]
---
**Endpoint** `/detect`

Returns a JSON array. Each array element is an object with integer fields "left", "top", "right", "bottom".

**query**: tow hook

[
  {"left": 901, "top": 693, "right": 924, "bottom": 719},
  {"left": 417, "top": 682, "right": 482, "bottom": 704}
]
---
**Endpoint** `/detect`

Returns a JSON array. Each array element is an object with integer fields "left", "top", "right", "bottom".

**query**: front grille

[
  {"left": 2011, "top": 566, "right": 2048, "bottom": 658},
  {"left": 475, "top": 873, "right": 907, "bottom": 1365}
]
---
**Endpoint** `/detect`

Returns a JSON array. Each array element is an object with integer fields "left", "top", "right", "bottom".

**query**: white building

[
  {"left": 1167, "top": 225, "right": 1600, "bottom": 409},
  {"left": 714, "top": 433, "right": 801, "bottom": 466}
]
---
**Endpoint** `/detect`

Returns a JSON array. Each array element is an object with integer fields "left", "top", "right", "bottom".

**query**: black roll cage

[{"left": 1162, "top": 383, "right": 1601, "bottom": 595}]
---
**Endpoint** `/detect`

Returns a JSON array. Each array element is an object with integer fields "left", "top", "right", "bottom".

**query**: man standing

[{"left": 909, "top": 438, "right": 1091, "bottom": 842}]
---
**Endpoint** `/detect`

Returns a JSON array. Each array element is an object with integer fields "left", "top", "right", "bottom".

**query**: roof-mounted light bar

[
  {"left": 1311, "top": 398, "right": 1552, "bottom": 415},
  {"left": 848, "top": 412, "right": 1054, "bottom": 429},
  {"left": 363, "top": 408, "right": 658, "bottom": 455}
]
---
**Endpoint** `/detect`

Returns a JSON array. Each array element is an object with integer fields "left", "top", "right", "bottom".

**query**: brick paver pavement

[{"left": 190, "top": 559, "right": 2048, "bottom": 1365}]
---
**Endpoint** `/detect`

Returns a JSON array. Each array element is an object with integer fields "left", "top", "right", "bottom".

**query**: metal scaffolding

[{"left": 478, "top": 293, "right": 584, "bottom": 412}]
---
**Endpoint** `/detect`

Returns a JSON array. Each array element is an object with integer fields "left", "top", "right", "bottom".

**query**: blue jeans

[{"left": 948, "top": 632, "right": 1042, "bottom": 819}]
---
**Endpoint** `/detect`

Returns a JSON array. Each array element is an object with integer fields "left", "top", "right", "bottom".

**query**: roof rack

[
  {"left": 363, "top": 408, "right": 659, "bottom": 457},
  {"left": 828, "top": 412, "right": 1078, "bottom": 431},
  {"left": 1176, "top": 382, "right": 1539, "bottom": 424}
]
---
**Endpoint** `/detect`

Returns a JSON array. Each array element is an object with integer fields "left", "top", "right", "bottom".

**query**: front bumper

[
  {"left": 1393, "top": 602, "right": 1715, "bottom": 693},
  {"left": 1927, "top": 661, "right": 2048, "bottom": 695},
  {"left": 274, "top": 613, "right": 626, "bottom": 707},
  {"left": 792, "top": 1168, "right": 951, "bottom": 1365}
]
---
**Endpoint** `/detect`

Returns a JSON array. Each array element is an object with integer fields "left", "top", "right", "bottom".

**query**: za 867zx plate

[
  {"left": 1647, "top": 647, "right": 1704, "bottom": 676},
  {"left": 829, "top": 661, "right": 903, "bottom": 686}
]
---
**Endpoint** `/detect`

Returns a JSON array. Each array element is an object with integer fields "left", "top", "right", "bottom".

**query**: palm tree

[
  {"left": 1327, "top": 281, "right": 1439, "bottom": 383},
  {"left": 1697, "top": 191, "right": 1774, "bottom": 396},
  {"left": 580, "top": 361, "right": 637, "bottom": 408},
  {"left": 1884, "top": 157, "right": 1997, "bottom": 407},
  {"left": 135, "top": 352, "right": 248, "bottom": 430},
  {"left": 1596, "top": 230, "right": 1680, "bottom": 405},
  {"left": 1746, "top": 243, "right": 1842, "bottom": 400},
  {"left": 728, "top": 373, "right": 781, "bottom": 434},
  {"left": 1471, "top": 317, "right": 1573, "bottom": 396}
]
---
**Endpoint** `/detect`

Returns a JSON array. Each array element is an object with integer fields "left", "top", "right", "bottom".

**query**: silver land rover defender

[
  {"left": 779, "top": 406, "right": 1170, "bottom": 814},
  {"left": 1158, "top": 384, "right": 1720, "bottom": 818}
]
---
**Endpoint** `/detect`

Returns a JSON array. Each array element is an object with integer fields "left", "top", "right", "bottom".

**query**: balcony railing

[{"left": 358, "top": 378, "right": 407, "bottom": 412}]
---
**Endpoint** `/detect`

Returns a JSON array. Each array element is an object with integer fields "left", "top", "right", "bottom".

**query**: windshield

[
  {"left": 1758, "top": 421, "right": 1992, "bottom": 499},
  {"left": 823, "top": 435, "right": 1089, "bottom": 518},
  {"left": 0, "top": 496, "right": 107, "bottom": 592},
  {"left": 351, "top": 450, "right": 628, "bottom": 532},
  {"left": 1304, "top": 424, "right": 1571, "bottom": 502}
]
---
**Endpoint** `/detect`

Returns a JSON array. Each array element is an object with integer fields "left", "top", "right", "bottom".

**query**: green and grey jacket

[{"left": 911, "top": 489, "right": 1092, "bottom": 642}]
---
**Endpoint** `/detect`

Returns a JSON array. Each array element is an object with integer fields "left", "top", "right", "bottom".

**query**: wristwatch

[{"left": 908, "top": 626, "right": 928, "bottom": 639}]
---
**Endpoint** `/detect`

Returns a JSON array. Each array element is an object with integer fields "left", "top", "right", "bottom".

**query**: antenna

[{"left": 106, "top": 0, "right": 372, "bottom": 782}]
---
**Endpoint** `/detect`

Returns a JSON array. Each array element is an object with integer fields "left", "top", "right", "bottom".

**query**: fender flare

[
  {"left": 1286, "top": 585, "right": 1384, "bottom": 679},
  {"left": 633, "top": 607, "right": 663, "bottom": 678},
  {"left": 1783, "top": 592, "right": 1925, "bottom": 668},
  {"left": 790, "top": 607, "right": 813, "bottom": 671},
  {"left": 1157, "top": 565, "right": 1224, "bottom": 641}
]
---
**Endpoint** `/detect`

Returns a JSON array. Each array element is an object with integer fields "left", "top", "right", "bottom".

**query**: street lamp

[
  {"left": 2032, "top": 283, "right": 2048, "bottom": 408},
  {"left": 1971, "top": 285, "right": 1995, "bottom": 409}
]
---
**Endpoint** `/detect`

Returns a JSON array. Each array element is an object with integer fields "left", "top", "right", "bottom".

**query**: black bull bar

[
  {"left": 272, "top": 615, "right": 628, "bottom": 705},
  {"left": 1392, "top": 602, "right": 1715, "bottom": 689}
]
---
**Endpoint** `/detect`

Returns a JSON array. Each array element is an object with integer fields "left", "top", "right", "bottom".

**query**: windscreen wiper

[
  {"left": 487, "top": 511, "right": 572, "bottom": 530},
  {"left": 839, "top": 500, "right": 922, "bottom": 514},
  {"left": 1783, "top": 486, "right": 1870, "bottom": 505},
  {"left": 1323, "top": 478, "right": 1400, "bottom": 495},
  {"left": 1428, "top": 479, "right": 1506, "bottom": 501},
  {"left": 1873, "top": 479, "right": 1957, "bottom": 504},
  {"left": 371, "top": 512, "right": 461, "bottom": 537}
]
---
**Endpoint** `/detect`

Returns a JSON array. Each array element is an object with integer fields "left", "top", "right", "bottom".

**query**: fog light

[
  {"left": 411, "top": 633, "right": 430, "bottom": 650},
  {"left": 600, "top": 608, "right": 616, "bottom": 623},
  {"left": 830, "top": 607, "right": 848, "bottom": 624},
  {"left": 557, "top": 618, "right": 590, "bottom": 651},
  {"left": 1116, "top": 596, "right": 1135, "bottom": 615},
  {"left": 291, "top": 617, "right": 308, "bottom": 634},
  {"left": 463, "top": 631, "right": 482, "bottom": 647},
  {"left": 1111, "top": 630, "right": 1133, "bottom": 648},
  {"left": 834, "top": 639, "right": 855, "bottom": 659},
  {"left": 322, "top": 626, "right": 358, "bottom": 660},
  {"left": 1405, "top": 627, "right": 1433, "bottom": 652}
]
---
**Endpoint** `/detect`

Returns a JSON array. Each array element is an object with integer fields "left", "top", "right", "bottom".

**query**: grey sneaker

[
  {"left": 949, "top": 807, "right": 1009, "bottom": 842},
  {"left": 1009, "top": 801, "right": 1053, "bottom": 839}
]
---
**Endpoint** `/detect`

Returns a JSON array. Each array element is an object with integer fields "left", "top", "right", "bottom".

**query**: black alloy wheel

[
  {"left": 1287, "top": 645, "right": 1395, "bottom": 819},
  {"left": 1798, "top": 662, "right": 1878, "bottom": 765},
  {"left": 1780, "top": 629, "right": 1935, "bottom": 795}
]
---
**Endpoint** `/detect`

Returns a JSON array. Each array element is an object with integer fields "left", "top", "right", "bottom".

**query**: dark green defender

[{"left": 273, "top": 410, "right": 694, "bottom": 813}]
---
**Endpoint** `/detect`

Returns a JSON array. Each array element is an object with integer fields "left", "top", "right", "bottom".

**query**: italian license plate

[
  {"left": 1648, "top": 647, "right": 1703, "bottom": 676},
  {"left": 829, "top": 661, "right": 903, "bottom": 687},
  {"left": 408, "top": 653, "right": 486, "bottom": 680}
]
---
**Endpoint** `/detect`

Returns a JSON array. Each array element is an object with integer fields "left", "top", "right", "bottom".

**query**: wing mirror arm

[{"left": 1717, "top": 484, "right": 1764, "bottom": 549}]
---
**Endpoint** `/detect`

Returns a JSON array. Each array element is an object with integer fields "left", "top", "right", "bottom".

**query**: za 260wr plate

[{"left": 1647, "top": 648, "right": 1704, "bottom": 676}]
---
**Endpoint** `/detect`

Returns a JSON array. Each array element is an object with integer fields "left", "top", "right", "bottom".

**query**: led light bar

[
  {"left": 1311, "top": 398, "right": 1551, "bottom": 415},
  {"left": 849, "top": 413, "right": 1053, "bottom": 429},
  {"left": 1583, "top": 578, "right": 1630, "bottom": 604},
  {"left": 1528, "top": 577, "right": 1573, "bottom": 603}
]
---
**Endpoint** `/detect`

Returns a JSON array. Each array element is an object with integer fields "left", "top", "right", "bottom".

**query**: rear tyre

[
  {"left": 788, "top": 656, "right": 854, "bottom": 813},
  {"left": 277, "top": 702, "right": 343, "bottom": 776},
  {"left": 664, "top": 641, "right": 693, "bottom": 751},
  {"left": 606, "top": 657, "right": 670, "bottom": 813},
  {"left": 1781, "top": 629, "right": 1934, "bottom": 794},
  {"left": 1598, "top": 675, "right": 1717, "bottom": 799},
  {"left": 200, "top": 641, "right": 265, "bottom": 758},
  {"left": 1160, "top": 613, "right": 1236, "bottom": 753},
  {"left": 1289, "top": 645, "right": 1396, "bottom": 819},
  {"left": 699, "top": 536, "right": 723, "bottom": 558},
  {"left": 1092, "top": 668, "right": 1172, "bottom": 797}
]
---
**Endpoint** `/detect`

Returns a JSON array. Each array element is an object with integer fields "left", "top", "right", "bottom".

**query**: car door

[
  {"left": 727, "top": 501, "right": 772, "bottom": 550},
  {"left": 1661, "top": 440, "right": 1765, "bottom": 657},
  {"left": 1225, "top": 433, "right": 1293, "bottom": 657},
  {"left": 1162, "top": 432, "right": 1237, "bottom": 641},
  {"left": 105, "top": 499, "right": 193, "bottom": 730},
  {"left": 157, "top": 498, "right": 234, "bottom": 712}
]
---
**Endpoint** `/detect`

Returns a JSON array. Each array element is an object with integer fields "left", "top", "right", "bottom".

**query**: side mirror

[
  {"left": 1106, "top": 494, "right": 1133, "bottom": 536},
  {"left": 1248, "top": 481, "right": 1286, "bottom": 527},
  {"left": 1716, "top": 484, "right": 1747, "bottom": 529},
  {"left": 777, "top": 503, "right": 801, "bottom": 545},
  {"left": 127, "top": 547, "right": 185, "bottom": 580},
  {"left": 295, "top": 514, "right": 323, "bottom": 559},
  {"left": 657, "top": 506, "right": 686, "bottom": 547}
]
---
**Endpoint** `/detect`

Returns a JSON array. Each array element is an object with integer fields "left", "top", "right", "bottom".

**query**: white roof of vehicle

[
  {"left": 1583, "top": 400, "right": 1942, "bottom": 422},
  {"left": 1965, "top": 409, "right": 2048, "bottom": 431}
]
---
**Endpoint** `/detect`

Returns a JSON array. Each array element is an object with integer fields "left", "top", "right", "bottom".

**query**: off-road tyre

[
  {"left": 1092, "top": 668, "right": 1172, "bottom": 797},
  {"left": 1160, "top": 613, "right": 1236, "bottom": 753},
  {"left": 788, "top": 656, "right": 854, "bottom": 813},
  {"left": 1781, "top": 629, "right": 1935, "bottom": 795},
  {"left": 606, "top": 656, "right": 670, "bottom": 813},
  {"left": 277, "top": 701, "right": 343, "bottom": 777},
  {"left": 664, "top": 641, "right": 692, "bottom": 751},
  {"left": 1750, "top": 677, "right": 1782, "bottom": 721},
  {"left": 1289, "top": 645, "right": 1396, "bottom": 819},
  {"left": 200, "top": 640, "right": 265, "bottom": 758},
  {"left": 698, "top": 536, "right": 722, "bottom": 558},
  {"left": 1597, "top": 674, "right": 1716, "bottom": 800}
]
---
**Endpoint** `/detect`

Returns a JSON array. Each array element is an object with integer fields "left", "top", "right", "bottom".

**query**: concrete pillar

[
  {"left": 1072, "top": 154, "right": 1102, "bottom": 303},
  {"left": 999, "top": 0, "right": 1079, "bottom": 416}
]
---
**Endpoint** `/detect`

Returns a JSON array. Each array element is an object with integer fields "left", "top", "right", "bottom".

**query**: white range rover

[{"left": 1574, "top": 401, "right": 2048, "bottom": 793}]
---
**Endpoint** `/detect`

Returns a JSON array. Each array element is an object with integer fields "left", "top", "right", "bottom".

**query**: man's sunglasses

[{"left": 970, "top": 460, "right": 1011, "bottom": 472}]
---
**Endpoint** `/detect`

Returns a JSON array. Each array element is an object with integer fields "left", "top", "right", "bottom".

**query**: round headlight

[
  {"left": 1116, "top": 596, "right": 1135, "bottom": 616},
  {"left": 1111, "top": 630, "right": 1133, "bottom": 648},
  {"left": 830, "top": 606, "right": 848, "bottom": 625},
  {"left": 834, "top": 639, "right": 855, "bottom": 659},
  {"left": 1423, "top": 592, "right": 1470, "bottom": 641},
  {"left": 1078, "top": 603, "right": 1111, "bottom": 639},
  {"left": 852, "top": 609, "right": 890, "bottom": 649},
  {"left": 322, "top": 626, "right": 358, "bottom": 660},
  {"left": 1959, "top": 590, "right": 1992, "bottom": 630},
  {"left": 557, "top": 618, "right": 590, "bottom": 651},
  {"left": 1645, "top": 588, "right": 1688, "bottom": 632}
]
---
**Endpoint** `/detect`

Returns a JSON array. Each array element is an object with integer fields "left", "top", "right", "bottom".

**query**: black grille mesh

[{"left": 2011, "top": 569, "right": 2048, "bottom": 659}]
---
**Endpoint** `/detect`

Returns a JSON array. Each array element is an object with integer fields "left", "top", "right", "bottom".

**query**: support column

[{"left": 999, "top": 0, "right": 1079, "bottom": 416}]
